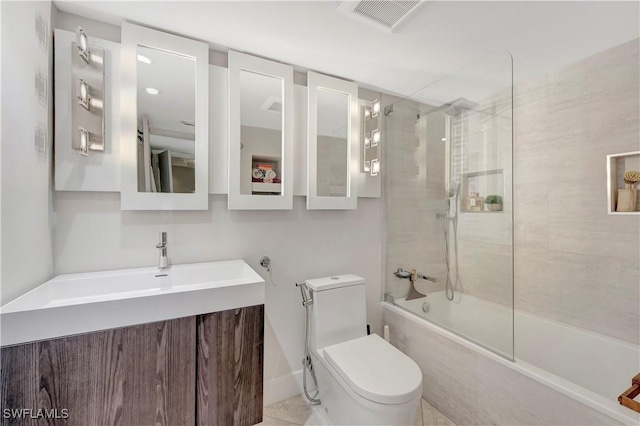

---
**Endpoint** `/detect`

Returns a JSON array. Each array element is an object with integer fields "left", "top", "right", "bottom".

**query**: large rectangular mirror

[
  {"left": 228, "top": 51, "right": 293, "bottom": 210},
  {"left": 307, "top": 71, "right": 359, "bottom": 209},
  {"left": 121, "top": 22, "right": 209, "bottom": 210}
]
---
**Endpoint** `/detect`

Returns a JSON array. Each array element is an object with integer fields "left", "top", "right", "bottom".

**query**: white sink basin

[{"left": 0, "top": 259, "right": 265, "bottom": 346}]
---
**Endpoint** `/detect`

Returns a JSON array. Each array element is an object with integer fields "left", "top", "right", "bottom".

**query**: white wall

[
  {"left": 0, "top": 7, "right": 384, "bottom": 406},
  {"left": 53, "top": 192, "right": 382, "bottom": 404},
  {"left": 0, "top": 1, "right": 55, "bottom": 304}
]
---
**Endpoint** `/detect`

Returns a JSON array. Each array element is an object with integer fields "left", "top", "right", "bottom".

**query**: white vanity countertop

[{"left": 0, "top": 259, "right": 265, "bottom": 347}]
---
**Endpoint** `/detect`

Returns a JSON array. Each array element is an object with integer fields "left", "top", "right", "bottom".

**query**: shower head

[
  {"left": 417, "top": 97, "right": 480, "bottom": 119},
  {"left": 447, "top": 181, "right": 460, "bottom": 198},
  {"left": 441, "top": 97, "right": 479, "bottom": 116}
]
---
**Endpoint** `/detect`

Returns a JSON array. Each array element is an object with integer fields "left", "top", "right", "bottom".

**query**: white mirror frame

[
  {"left": 307, "top": 71, "right": 359, "bottom": 210},
  {"left": 120, "top": 22, "right": 209, "bottom": 210},
  {"left": 228, "top": 51, "right": 294, "bottom": 210}
]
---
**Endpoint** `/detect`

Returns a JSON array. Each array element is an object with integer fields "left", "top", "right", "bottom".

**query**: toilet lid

[{"left": 323, "top": 334, "right": 422, "bottom": 405}]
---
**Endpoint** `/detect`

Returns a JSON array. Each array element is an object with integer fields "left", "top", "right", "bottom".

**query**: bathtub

[{"left": 385, "top": 291, "right": 640, "bottom": 425}]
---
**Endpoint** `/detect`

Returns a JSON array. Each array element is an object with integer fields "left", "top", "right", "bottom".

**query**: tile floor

[{"left": 258, "top": 394, "right": 456, "bottom": 426}]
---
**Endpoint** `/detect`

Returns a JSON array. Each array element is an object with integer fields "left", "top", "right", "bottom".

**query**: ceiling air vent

[
  {"left": 339, "top": 0, "right": 426, "bottom": 33},
  {"left": 261, "top": 96, "right": 282, "bottom": 113}
]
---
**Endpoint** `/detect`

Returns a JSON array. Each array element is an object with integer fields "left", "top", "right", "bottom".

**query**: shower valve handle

[{"left": 394, "top": 268, "right": 436, "bottom": 283}]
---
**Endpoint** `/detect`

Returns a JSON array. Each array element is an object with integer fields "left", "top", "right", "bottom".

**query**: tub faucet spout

[
  {"left": 417, "top": 273, "right": 437, "bottom": 282},
  {"left": 394, "top": 268, "right": 429, "bottom": 301}
]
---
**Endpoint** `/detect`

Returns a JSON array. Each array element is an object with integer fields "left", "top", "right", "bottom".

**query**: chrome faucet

[
  {"left": 394, "top": 268, "right": 437, "bottom": 283},
  {"left": 394, "top": 268, "right": 436, "bottom": 301},
  {"left": 415, "top": 272, "right": 437, "bottom": 282},
  {"left": 156, "top": 232, "right": 168, "bottom": 269}
]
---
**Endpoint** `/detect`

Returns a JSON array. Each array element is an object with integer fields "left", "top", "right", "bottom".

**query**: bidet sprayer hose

[{"left": 295, "top": 282, "right": 321, "bottom": 405}]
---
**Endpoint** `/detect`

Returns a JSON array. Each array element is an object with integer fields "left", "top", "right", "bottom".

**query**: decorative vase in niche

[
  {"left": 487, "top": 203, "right": 503, "bottom": 211},
  {"left": 616, "top": 171, "right": 640, "bottom": 212}
]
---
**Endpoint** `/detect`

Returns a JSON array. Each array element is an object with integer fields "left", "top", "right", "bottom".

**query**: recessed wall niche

[
  {"left": 607, "top": 151, "right": 640, "bottom": 214},
  {"left": 461, "top": 169, "right": 504, "bottom": 213}
]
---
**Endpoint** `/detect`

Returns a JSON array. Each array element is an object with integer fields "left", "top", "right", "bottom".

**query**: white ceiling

[
  {"left": 55, "top": 1, "right": 639, "bottom": 100},
  {"left": 137, "top": 46, "right": 196, "bottom": 134},
  {"left": 240, "top": 69, "right": 283, "bottom": 131},
  {"left": 317, "top": 88, "right": 348, "bottom": 138},
  {"left": 239, "top": 70, "right": 349, "bottom": 136}
]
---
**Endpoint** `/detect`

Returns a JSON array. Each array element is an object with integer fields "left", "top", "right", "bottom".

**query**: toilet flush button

[{"left": 331, "top": 276, "right": 339, "bottom": 280}]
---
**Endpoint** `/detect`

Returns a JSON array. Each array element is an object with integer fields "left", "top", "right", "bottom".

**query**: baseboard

[{"left": 263, "top": 369, "right": 304, "bottom": 406}]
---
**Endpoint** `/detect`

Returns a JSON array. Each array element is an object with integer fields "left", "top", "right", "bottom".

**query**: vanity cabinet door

[
  {"left": 0, "top": 317, "right": 196, "bottom": 426},
  {"left": 196, "top": 305, "right": 264, "bottom": 426}
]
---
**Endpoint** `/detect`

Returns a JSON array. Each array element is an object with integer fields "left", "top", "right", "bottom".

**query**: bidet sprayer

[{"left": 296, "top": 282, "right": 314, "bottom": 307}]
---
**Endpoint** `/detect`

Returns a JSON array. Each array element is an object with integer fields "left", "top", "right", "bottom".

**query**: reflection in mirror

[
  {"left": 136, "top": 46, "right": 195, "bottom": 193},
  {"left": 307, "top": 71, "right": 357, "bottom": 210},
  {"left": 239, "top": 70, "right": 283, "bottom": 196},
  {"left": 317, "top": 88, "right": 349, "bottom": 197}
]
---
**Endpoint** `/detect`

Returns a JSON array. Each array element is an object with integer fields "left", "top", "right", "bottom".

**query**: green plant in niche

[{"left": 485, "top": 195, "right": 503, "bottom": 204}]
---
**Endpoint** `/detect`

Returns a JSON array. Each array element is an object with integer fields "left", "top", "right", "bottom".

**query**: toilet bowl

[{"left": 305, "top": 275, "right": 422, "bottom": 425}]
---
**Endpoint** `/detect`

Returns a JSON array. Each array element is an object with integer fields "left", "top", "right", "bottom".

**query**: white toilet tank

[{"left": 305, "top": 275, "right": 367, "bottom": 351}]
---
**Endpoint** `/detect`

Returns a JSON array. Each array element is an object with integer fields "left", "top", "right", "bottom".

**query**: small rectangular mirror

[
  {"left": 239, "top": 70, "right": 283, "bottom": 196},
  {"left": 136, "top": 46, "right": 196, "bottom": 194},
  {"left": 121, "top": 23, "right": 209, "bottom": 210},
  {"left": 307, "top": 71, "right": 359, "bottom": 209},
  {"left": 228, "top": 51, "right": 293, "bottom": 210}
]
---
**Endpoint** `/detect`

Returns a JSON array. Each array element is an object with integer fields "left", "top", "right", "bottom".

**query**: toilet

[{"left": 305, "top": 274, "right": 422, "bottom": 425}]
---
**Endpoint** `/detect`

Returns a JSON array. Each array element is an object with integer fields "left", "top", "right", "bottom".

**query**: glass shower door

[{"left": 383, "top": 52, "right": 514, "bottom": 359}]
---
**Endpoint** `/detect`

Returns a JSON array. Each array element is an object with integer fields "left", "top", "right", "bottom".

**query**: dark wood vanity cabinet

[
  {"left": 196, "top": 306, "right": 264, "bottom": 426},
  {"left": 0, "top": 305, "right": 264, "bottom": 426}
]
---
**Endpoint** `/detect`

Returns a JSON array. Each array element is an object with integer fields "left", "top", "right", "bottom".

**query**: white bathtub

[{"left": 388, "top": 291, "right": 640, "bottom": 425}]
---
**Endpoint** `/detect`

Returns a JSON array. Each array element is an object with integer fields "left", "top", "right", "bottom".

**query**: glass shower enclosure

[{"left": 383, "top": 52, "right": 514, "bottom": 359}]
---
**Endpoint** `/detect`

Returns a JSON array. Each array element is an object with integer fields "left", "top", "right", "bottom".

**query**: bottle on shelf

[{"left": 467, "top": 192, "right": 483, "bottom": 212}]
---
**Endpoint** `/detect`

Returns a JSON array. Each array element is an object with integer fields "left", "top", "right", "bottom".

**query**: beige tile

[
  {"left": 413, "top": 401, "right": 423, "bottom": 426},
  {"left": 302, "top": 406, "right": 330, "bottom": 426},
  {"left": 475, "top": 356, "right": 620, "bottom": 425},
  {"left": 263, "top": 395, "right": 318, "bottom": 426},
  {"left": 452, "top": 239, "right": 513, "bottom": 306},
  {"left": 384, "top": 308, "right": 478, "bottom": 426},
  {"left": 515, "top": 247, "right": 640, "bottom": 344},
  {"left": 255, "top": 415, "right": 299, "bottom": 426},
  {"left": 421, "top": 398, "right": 455, "bottom": 426},
  {"left": 386, "top": 38, "right": 640, "bottom": 362}
]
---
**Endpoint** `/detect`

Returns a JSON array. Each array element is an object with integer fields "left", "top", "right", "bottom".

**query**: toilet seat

[{"left": 322, "top": 334, "right": 422, "bottom": 405}]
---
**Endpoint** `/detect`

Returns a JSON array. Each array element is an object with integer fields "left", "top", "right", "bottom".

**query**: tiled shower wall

[
  {"left": 384, "top": 38, "right": 639, "bottom": 344},
  {"left": 383, "top": 84, "right": 514, "bottom": 307},
  {"left": 384, "top": 99, "right": 448, "bottom": 298},
  {"left": 448, "top": 92, "right": 514, "bottom": 307},
  {"left": 513, "top": 38, "right": 640, "bottom": 344}
]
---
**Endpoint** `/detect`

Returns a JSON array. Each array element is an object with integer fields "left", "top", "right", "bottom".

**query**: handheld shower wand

[
  {"left": 446, "top": 181, "right": 460, "bottom": 218},
  {"left": 441, "top": 181, "right": 460, "bottom": 301}
]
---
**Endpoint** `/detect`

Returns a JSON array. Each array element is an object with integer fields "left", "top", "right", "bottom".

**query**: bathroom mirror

[
  {"left": 121, "top": 22, "right": 209, "bottom": 210},
  {"left": 228, "top": 51, "right": 293, "bottom": 210},
  {"left": 136, "top": 46, "right": 195, "bottom": 194},
  {"left": 307, "top": 71, "right": 359, "bottom": 209}
]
